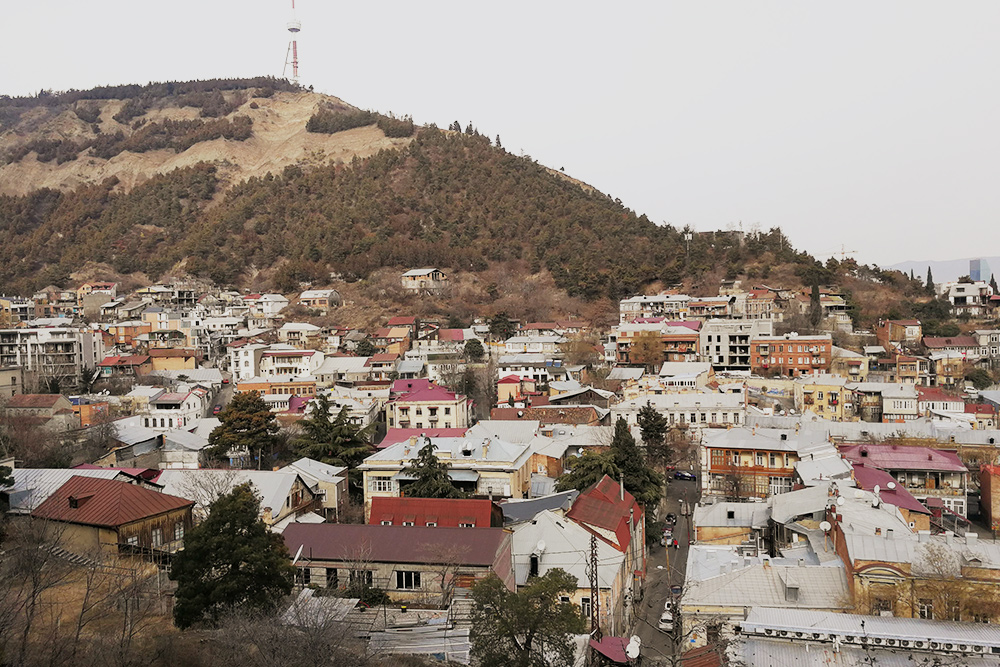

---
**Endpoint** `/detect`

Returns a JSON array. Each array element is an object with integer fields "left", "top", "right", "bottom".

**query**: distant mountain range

[{"left": 888, "top": 257, "right": 999, "bottom": 284}]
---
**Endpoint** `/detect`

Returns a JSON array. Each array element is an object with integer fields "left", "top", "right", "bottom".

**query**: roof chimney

[
  {"left": 966, "top": 533, "right": 978, "bottom": 546},
  {"left": 945, "top": 530, "right": 954, "bottom": 545},
  {"left": 918, "top": 530, "right": 930, "bottom": 543}
]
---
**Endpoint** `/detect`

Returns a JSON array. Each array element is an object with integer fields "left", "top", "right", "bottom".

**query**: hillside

[{"left": 0, "top": 79, "right": 932, "bottom": 327}]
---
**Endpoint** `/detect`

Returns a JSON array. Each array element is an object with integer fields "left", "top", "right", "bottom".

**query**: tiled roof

[
  {"left": 922, "top": 335, "right": 978, "bottom": 348},
  {"left": 98, "top": 355, "right": 151, "bottom": 367},
  {"left": 31, "top": 476, "right": 191, "bottom": 528},
  {"left": 394, "top": 385, "right": 460, "bottom": 403},
  {"left": 386, "top": 316, "right": 417, "bottom": 326},
  {"left": 282, "top": 524, "right": 508, "bottom": 566}
]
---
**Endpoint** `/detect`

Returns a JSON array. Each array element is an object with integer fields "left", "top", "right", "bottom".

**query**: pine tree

[
  {"left": 810, "top": 282, "right": 822, "bottom": 328},
  {"left": 170, "top": 483, "right": 294, "bottom": 628},
  {"left": 926, "top": 266, "right": 935, "bottom": 295},
  {"left": 991, "top": 274, "right": 998, "bottom": 294},
  {"left": 292, "top": 395, "right": 375, "bottom": 495},
  {"left": 637, "top": 401, "right": 669, "bottom": 466},
  {"left": 206, "top": 391, "right": 279, "bottom": 467},
  {"left": 400, "top": 440, "right": 462, "bottom": 498}
]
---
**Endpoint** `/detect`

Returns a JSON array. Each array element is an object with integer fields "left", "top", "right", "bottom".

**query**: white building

[
  {"left": 0, "top": 325, "right": 104, "bottom": 389},
  {"left": 699, "top": 319, "right": 773, "bottom": 372},
  {"left": 612, "top": 392, "right": 746, "bottom": 428}
]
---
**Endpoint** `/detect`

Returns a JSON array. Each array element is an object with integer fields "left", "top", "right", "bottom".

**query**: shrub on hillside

[
  {"left": 306, "top": 108, "right": 376, "bottom": 134},
  {"left": 377, "top": 114, "right": 415, "bottom": 138}
]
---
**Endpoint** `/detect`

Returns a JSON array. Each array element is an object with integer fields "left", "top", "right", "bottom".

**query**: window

[
  {"left": 918, "top": 599, "right": 933, "bottom": 620},
  {"left": 873, "top": 598, "right": 893, "bottom": 614},
  {"left": 425, "top": 522, "right": 437, "bottom": 527},
  {"left": 326, "top": 569, "right": 339, "bottom": 588},
  {"left": 769, "top": 453, "right": 777, "bottom": 467},
  {"left": 297, "top": 567, "right": 311, "bottom": 586},
  {"left": 581, "top": 597, "right": 592, "bottom": 617},
  {"left": 396, "top": 571, "right": 421, "bottom": 590},
  {"left": 372, "top": 477, "right": 393, "bottom": 493},
  {"left": 126, "top": 536, "right": 138, "bottom": 546},
  {"left": 174, "top": 523, "right": 184, "bottom": 541},
  {"left": 350, "top": 570, "right": 373, "bottom": 587},
  {"left": 459, "top": 522, "right": 475, "bottom": 528},
  {"left": 559, "top": 596, "right": 571, "bottom": 604},
  {"left": 381, "top": 520, "right": 392, "bottom": 526},
  {"left": 151, "top": 528, "right": 163, "bottom": 547},
  {"left": 402, "top": 521, "right": 414, "bottom": 527},
  {"left": 445, "top": 407, "right": 451, "bottom": 415},
  {"left": 756, "top": 453, "right": 765, "bottom": 467}
]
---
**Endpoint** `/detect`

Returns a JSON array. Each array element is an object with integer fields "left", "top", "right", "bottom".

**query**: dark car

[
  {"left": 665, "top": 512, "right": 677, "bottom": 524},
  {"left": 670, "top": 585, "right": 682, "bottom": 596},
  {"left": 212, "top": 405, "right": 222, "bottom": 415},
  {"left": 674, "top": 470, "right": 696, "bottom": 481}
]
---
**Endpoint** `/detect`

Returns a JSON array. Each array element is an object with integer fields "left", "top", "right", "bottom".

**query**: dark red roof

[
  {"left": 491, "top": 405, "right": 602, "bottom": 425},
  {"left": 369, "top": 497, "right": 500, "bottom": 527},
  {"left": 367, "top": 353, "right": 399, "bottom": 364},
  {"left": 395, "top": 385, "right": 460, "bottom": 403},
  {"left": 923, "top": 336, "right": 978, "bottom": 348},
  {"left": 437, "top": 328, "right": 467, "bottom": 341},
  {"left": 282, "top": 524, "right": 508, "bottom": 566},
  {"left": 567, "top": 475, "right": 640, "bottom": 552},
  {"left": 966, "top": 403, "right": 998, "bottom": 415},
  {"left": 98, "top": 355, "right": 151, "bottom": 367},
  {"left": 839, "top": 444, "right": 967, "bottom": 473},
  {"left": 851, "top": 464, "right": 929, "bottom": 515},
  {"left": 387, "top": 316, "right": 417, "bottom": 326},
  {"left": 31, "top": 476, "right": 192, "bottom": 528},
  {"left": 6, "top": 394, "right": 64, "bottom": 408},
  {"left": 590, "top": 637, "right": 628, "bottom": 664},
  {"left": 392, "top": 378, "right": 432, "bottom": 394}
]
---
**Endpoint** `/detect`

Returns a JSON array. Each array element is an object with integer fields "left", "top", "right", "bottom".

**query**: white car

[{"left": 658, "top": 610, "right": 673, "bottom": 632}]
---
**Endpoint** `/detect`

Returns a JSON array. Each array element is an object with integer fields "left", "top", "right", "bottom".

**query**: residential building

[
  {"left": 3, "top": 393, "right": 79, "bottom": 431},
  {"left": 278, "top": 322, "right": 323, "bottom": 349},
  {"left": 497, "top": 354, "right": 577, "bottom": 384},
  {"left": 916, "top": 386, "right": 965, "bottom": 416},
  {"left": 830, "top": 346, "right": 869, "bottom": 381},
  {"left": 618, "top": 293, "right": 691, "bottom": 323},
  {"left": 701, "top": 428, "right": 806, "bottom": 498},
  {"left": 280, "top": 458, "right": 349, "bottom": 522},
  {"left": 749, "top": 332, "right": 832, "bottom": 377},
  {"left": 944, "top": 280, "right": 993, "bottom": 317},
  {"left": 700, "top": 319, "right": 774, "bottom": 372},
  {"left": 400, "top": 268, "right": 448, "bottom": 292},
  {"left": 106, "top": 320, "right": 152, "bottom": 349},
  {"left": 691, "top": 502, "right": 768, "bottom": 546},
  {"left": 847, "top": 382, "right": 919, "bottom": 422},
  {"left": 313, "top": 355, "right": 372, "bottom": 385},
  {"left": 386, "top": 382, "right": 470, "bottom": 430},
  {"left": 612, "top": 392, "right": 745, "bottom": 429},
  {"left": 0, "top": 325, "right": 104, "bottom": 390},
  {"left": 228, "top": 341, "right": 268, "bottom": 381},
  {"left": 876, "top": 319, "right": 923, "bottom": 350},
  {"left": 368, "top": 497, "right": 503, "bottom": 528},
  {"left": 972, "top": 328, "right": 1000, "bottom": 366},
  {"left": 237, "top": 377, "right": 317, "bottom": 398},
  {"left": 141, "top": 391, "right": 205, "bottom": 431},
  {"left": 147, "top": 348, "right": 198, "bottom": 371},
  {"left": 31, "top": 475, "right": 192, "bottom": 555},
  {"left": 0, "top": 366, "right": 23, "bottom": 399},
  {"left": 298, "top": 289, "right": 341, "bottom": 312},
  {"left": 259, "top": 347, "right": 324, "bottom": 378},
  {"left": 97, "top": 354, "right": 153, "bottom": 379},
  {"left": 283, "top": 524, "right": 514, "bottom": 603},
  {"left": 511, "top": 509, "right": 632, "bottom": 636},
  {"left": 359, "top": 434, "right": 533, "bottom": 516},
  {"left": 929, "top": 351, "right": 969, "bottom": 388},
  {"left": 980, "top": 464, "right": 1000, "bottom": 532},
  {"left": 504, "top": 335, "right": 566, "bottom": 355},
  {"left": 839, "top": 443, "right": 969, "bottom": 517},
  {"left": 793, "top": 374, "right": 850, "bottom": 420}
]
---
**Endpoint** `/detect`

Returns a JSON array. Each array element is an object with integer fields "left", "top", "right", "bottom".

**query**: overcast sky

[{"left": 3, "top": 1, "right": 999, "bottom": 267}]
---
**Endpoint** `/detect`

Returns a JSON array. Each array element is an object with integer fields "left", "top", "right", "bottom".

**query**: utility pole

[{"left": 587, "top": 532, "right": 602, "bottom": 640}]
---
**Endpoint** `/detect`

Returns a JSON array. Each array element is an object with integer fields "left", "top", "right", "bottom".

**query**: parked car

[
  {"left": 222, "top": 377, "right": 230, "bottom": 384},
  {"left": 674, "top": 470, "right": 696, "bottom": 481},
  {"left": 662, "top": 527, "right": 672, "bottom": 540},
  {"left": 657, "top": 611, "right": 673, "bottom": 632},
  {"left": 212, "top": 404, "right": 222, "bottom": 415},
  {"left": 670, "top": 584, "right": 682, "bottom": 596},
  {"left": 665, "top": 512, "right": 677, "bottom": 524}
]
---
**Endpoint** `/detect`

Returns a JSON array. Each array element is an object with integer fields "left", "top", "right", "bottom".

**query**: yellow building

[{"left": 794, "top": 374, "right": 851, "bottom": 420}]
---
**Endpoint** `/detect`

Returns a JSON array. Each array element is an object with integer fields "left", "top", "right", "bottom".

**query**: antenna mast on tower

[{"left": 284, "top": 0, "right": 302, "bottom": 84}]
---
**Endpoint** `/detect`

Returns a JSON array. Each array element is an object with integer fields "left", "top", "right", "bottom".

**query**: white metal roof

[{"left": 511, "top": 510, "right": 623, "bottom": 588}]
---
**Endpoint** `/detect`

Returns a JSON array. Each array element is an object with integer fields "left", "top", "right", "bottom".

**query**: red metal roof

[
  {"left": 98, "top": 355, "right": 151, "bottom": 367},
  {"left": 839, "top": 444, "right": 967, "bottom": 473},
  {"left": 966, "top": 403, "right": 998, "bottom": 415},
  {"left": 437, "top": 328, "right": 467, "bottom": 342},
  {"left": 590, "top": 637, "right": 628, "bottom": 664},
  {"left": 31, "top": 476, "right": 192, "bottom": 528},
  {"left": 922, "top": 336, "right": 978, "bottom": 348},
  {"left": 282, "top": 524, "right": 508, "bottom": 566},
  {"left": 851, "top": 463, "right": 929, "bottom": 515},
  {"left": 395, "top": 385, "right": 460, "bottom": 403},
  {"left": 567, "top": 475, "right": 640, "bottom": 552},
  {"left": 387, "top": 316, "right": 417, "bottom": 326},
  {"left": 368, "top": 497, "right": 500, "bottom": 527}
]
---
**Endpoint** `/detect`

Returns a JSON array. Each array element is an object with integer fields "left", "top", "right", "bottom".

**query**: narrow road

[{"left": 633, "top": 477, "right": 699, "bottom": 664}]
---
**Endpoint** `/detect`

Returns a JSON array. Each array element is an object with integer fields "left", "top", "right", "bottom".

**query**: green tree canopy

[
  {"left": 464, "top": 338, "right": 485, "bottom": 362},
  {"left": 400, "top": 441, "right": 462, "bottom": 499},
  {"left": 292, "top": 394, "right": 375, "bottom": 495},
  {"left": 637, "top": 401, "right": 669, "bottom": 466},
  {"left": 966, "top": 368, "right": 994, "bottom": 391},
  {"left": 489, "top": 312, "right": 516, "bottom": 341},
  {"left": 205, "top": 391, "right": 279, "bottom": 467},
  {"left": 926, "top": 266, "right": 935, "bottom": 294},
  {"left": 170, "top": 483, "right": 294, "bottom": 629},
  {"left": 608, "top": 417, "right": 663, "bottom": 508},
  {"left": 555, "top": 449, "right": 620, "bottom": 494},
  {"left": 470, "top": 568, "right": 585, "bottom": 667},
  {"left": 355, "top": 339, "right": 376, "bottom": 357},
  {"left": 810, "top": 282, "right": 822, "bottom": 327}
]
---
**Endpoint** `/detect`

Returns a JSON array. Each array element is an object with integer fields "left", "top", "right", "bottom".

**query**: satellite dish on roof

[
  {"left": 837, "top": 496, "right": 846, "bottom": 506},
  {"left": 626, "top": 636, "right": 641, "bottom": 660},
  {"left": 873, "top": 485, "right": 880, "bottom": 495},
  {"left": 887, "top": 481, "right": 896, "bottom": 490},
  {"left": 536, "top": 540, "right": 547, "bottom": 554},
  {"left": 291, "top": 544, "right": 303, "bottom": 565},
  {"left": 820, "top": 521, "right": 832, "bottom": 532}
]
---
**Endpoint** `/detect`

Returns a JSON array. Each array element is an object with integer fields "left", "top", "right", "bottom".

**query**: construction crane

[{"left": 817, "top": 244, "right": 857, "bottom": 262}]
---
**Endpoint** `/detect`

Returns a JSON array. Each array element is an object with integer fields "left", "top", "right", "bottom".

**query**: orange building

[{"left": 750, "top": 334, "right": 831, "bottom": 377}]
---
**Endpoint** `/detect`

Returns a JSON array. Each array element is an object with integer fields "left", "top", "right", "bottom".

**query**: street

[{"left": 633, "top": 476, "right": 699, "bottom": 664}]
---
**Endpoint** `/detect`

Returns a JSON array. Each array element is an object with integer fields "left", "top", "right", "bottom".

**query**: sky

[{"left": 2, "top": 1, "right": 999, "bottom": 268}]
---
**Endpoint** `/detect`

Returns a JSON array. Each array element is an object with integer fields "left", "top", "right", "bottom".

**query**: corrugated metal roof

[
  {"left": 4, "top": 468, "right": 127, "bottom": 513},
  {"left": 512, "top": 510, "right": 623, "bottom": 588},
  {"left": 282, "top": 524, "right": 508, "bottom": 566},
  {"left": 369, "top": 497, "right": 497, "bottom": 528},
  {"left": 500, "top": 490, "right": 579, "bottom": 524},
  {"left": 693, "top": 502, "right": 769, "bottom": 528},
  {"left": 682, "top": 563, "right": 848, "bottom": 609},
  {"left": 155, "top": 469, "right": 300, "bottom": 517},
  {"left": 31, "top": 476, "right": 191, "bottom": 527}
]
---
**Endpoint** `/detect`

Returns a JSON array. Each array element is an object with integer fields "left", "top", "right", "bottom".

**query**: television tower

[{"left": 284, "top": 0, "right": 301, "bottom": 84}]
